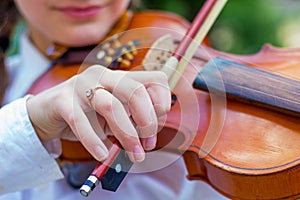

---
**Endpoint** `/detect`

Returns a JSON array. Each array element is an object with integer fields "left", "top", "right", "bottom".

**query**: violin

[{"left": 27, "top": 4, "right": 300, "bottom": 200}]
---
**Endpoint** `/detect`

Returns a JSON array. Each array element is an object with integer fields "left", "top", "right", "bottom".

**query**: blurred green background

[{"left": 140, "top": 0, "right": 300, "bottom": 54}]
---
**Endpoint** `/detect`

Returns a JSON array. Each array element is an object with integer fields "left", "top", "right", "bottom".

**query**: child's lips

[{"left": 56, "top": 5, "right": 103, "bottom": 19}]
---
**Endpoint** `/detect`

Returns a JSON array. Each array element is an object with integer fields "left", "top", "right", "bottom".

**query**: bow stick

[
  {"left": 162, "top": 0, "right": 227, "bottom": 90},
  {"left": 79, "top": 0, "right": 227, "bottom": 197}
]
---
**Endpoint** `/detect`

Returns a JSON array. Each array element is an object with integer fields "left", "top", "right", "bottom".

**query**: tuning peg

[
  {"left": 121, "top": 47, "right": 128, "bottom": 54},
  {"left": 117, "top": 57, "right": 131, "bottom": 68},
  {"left": 96, "top": 50, "right": 106, "bottom": 60},
  {"left": 102, "top": 42, "right": 111, "bottom": 49},
  {"left": 104, "top": 56, "right": 113, "bottom": 64},
  {"left": 107, "top": 48, "right": 115, "bottom": 56},
  {"left": 124, "top": 53, "right": 134, "bottom": 60},
  {"left": 130, "top": 46, "right": 137, "bottom": 55},
  {"left": 126, "top": 41, "right": 138, "bottom": 55},
  {"left": 119, "top": 47, "right": 133, "bottom": 60},
  {"left": 112, "top": 39, "right": 121, "bottom": 48}
]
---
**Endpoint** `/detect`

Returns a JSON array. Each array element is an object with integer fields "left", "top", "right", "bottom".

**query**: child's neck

[{"left": 30, "top": 11, "right": 133, "bottom": 61}]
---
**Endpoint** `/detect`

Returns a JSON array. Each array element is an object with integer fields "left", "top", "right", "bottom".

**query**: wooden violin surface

[{"left": 181, "top": 44, "right": 300, "bottom": 200}]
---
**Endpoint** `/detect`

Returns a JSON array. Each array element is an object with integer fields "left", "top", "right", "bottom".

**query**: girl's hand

[{"left": 26, "top": 65, "right": 171, "bottom": 163}]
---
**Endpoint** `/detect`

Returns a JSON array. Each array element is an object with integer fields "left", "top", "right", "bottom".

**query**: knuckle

[
  {"left": 152, "top": 71, "right": 169, "bottom": 83},
  {"left": 157, "top": 71, "right": 169, "bottom": 82},
  {"left": 129, "top": 84, "right": 148, "bottom": 103},
  {"left": 101, "top": 101, "right": 114, "bottom": 113},
  {"left": 95, "top": 97, "right": 114, "bottom": 113},
  {"left": 117, "top": 134, "right": 139, "bottom": 147},
  {"left": 67, "top": 112, "right": 79, "bottom": 130},
  {"left": 136, "top": 117, "right": 158, "bottom": 136},
  {"left": 160, "top": 103, "right": 171, "bottom": 113}
]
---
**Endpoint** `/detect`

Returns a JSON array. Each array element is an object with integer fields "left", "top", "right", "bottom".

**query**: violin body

[
  {"left": 183, "top": 46, "right": 300, "bottom": 200},
  {"left": 27, "top": 10, "right": 300, "bottom": 200}
]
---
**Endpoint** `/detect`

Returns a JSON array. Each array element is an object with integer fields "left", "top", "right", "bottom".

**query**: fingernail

[
  {"left": 93, "top": 145, "right": 108, "bottom": 161},
  {"left": 133, "top": 145, "right": 145, "bottom": 162},
  {"left": 145, "top": 136, "right": 157, "bottom": 151}
]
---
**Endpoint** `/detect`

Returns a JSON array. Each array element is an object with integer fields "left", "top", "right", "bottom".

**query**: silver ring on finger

[{"left": 86, "top": 86, "right": 106, "bottom": 108}]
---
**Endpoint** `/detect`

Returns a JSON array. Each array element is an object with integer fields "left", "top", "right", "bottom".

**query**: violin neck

[{"left": 193, "top": 57, "right": 300, "bottom": 117}]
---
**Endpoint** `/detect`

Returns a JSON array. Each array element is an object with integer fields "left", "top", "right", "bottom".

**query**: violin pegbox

[
  {"left": 94, "top": 37, "right": 138, "bottom": 70},
  {"left": 142, "top": 34, "right": 175, "bottom": 71}
]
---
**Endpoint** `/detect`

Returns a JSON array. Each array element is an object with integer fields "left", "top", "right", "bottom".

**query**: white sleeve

[{"left": 0, "top": 96, "right": 64, "bottom": 195}]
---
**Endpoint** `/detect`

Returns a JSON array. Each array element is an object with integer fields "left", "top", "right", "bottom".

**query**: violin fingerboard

[{"left": 193, "top": 57, "right": 300, "bottom": 117}]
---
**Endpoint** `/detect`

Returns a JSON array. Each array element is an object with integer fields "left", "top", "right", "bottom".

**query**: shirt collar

[{"left": 4, "top": 32, "right": 51, "bottom": 104}]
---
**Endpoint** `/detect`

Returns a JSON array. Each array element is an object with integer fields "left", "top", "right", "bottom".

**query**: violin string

[
  {"left": 175, "top": 38, "right": 300, "bottom": 84},
  {"left": 112, "top": 33, "right": 300, "bottom": 110},
  {"left": 189, "top": 42, "right": 300, "bottom": 82},
  {"left": 223, "top": 54, "right": 300, "bottom": 101},
  {"left": 132, "top": 39, "right": 300, "bottom": 104}
]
